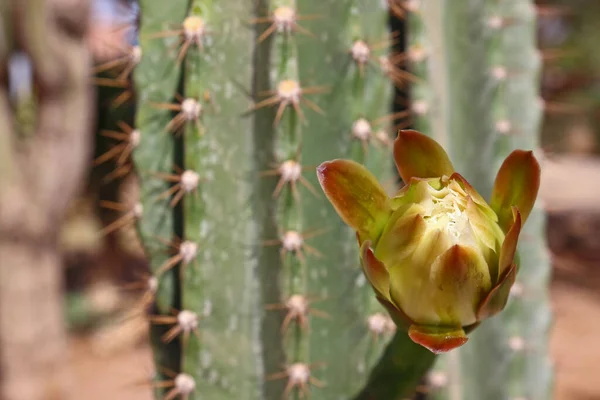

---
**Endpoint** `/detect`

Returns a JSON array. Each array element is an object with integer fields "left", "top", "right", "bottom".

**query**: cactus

[
  {"left": 0, "top": 1, "right": 92, "bottom": 399},
  {"left": 125, "top": 0, "right": 435, "bottom": 399},
  {"left": 406, "top": 1, "right": 553, "bottom": 399}
]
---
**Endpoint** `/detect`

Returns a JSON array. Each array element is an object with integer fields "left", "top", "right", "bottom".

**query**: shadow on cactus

[{"left": 316, "top": 130, "right": 541, "bottom": 354}]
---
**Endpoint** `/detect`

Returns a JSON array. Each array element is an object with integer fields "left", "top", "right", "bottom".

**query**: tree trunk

[
  {"left": 0, "top": 243, "right": 69, "bottom": 400},
  {"left": 0, "top": 0, "right": 92, "bottom": 399}
]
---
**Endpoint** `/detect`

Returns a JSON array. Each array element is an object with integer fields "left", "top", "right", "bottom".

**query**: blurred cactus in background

[
  {"left": 406, "top": 1, "right": 554, "bottom": 399},
  {"left": 0, "top": 1, "right": 93, "bottom": 399}
]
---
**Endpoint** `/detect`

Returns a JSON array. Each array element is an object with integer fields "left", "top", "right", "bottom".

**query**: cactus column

[
  {"left": 407, "top": 1, "right": 553, "bottom": 399},
  {"left": 132, "top": 0, "right": 434, "bottom": 399}
]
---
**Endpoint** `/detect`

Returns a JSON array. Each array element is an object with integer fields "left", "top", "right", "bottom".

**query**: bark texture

[{"left": 0, "top": 0, "right": 92, "bottom": 399}]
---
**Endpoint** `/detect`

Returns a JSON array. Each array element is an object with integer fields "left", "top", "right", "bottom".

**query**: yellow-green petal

[
  {"left": 450, "top": 172, "right": 498, "bottom": 222},
  {"left": 429, "top": 244, "right": 491, "bottom": 326},
  {"left": 498, "top": 206, "right": 522, "bottom": 276},
  {"left": 393, "top": 130, "right": 455, "bottom": 183},
  {"left": 316, "top": 159, "right": 391, "bottom": 242},
  {"left": 490, "top": 150, "right": 541, "bottom": 232},
  {"left": 477, "top": 263, "right": 517, "bottom": 320},
  {"left": 360, "top": 241, "right": 390, "bottom": 301},
  {"left": 374, "top": 204, "right": 427, "bottom": 268},
  {"left": 388, "top": 229, "right": 452, "bottom": 325}
]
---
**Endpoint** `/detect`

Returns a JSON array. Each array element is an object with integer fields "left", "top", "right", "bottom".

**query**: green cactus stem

[
  {"left": 407, "top": 1, "right": 553, "bottom": 399},
  {"left": 131, "top": 0, "right": 436, "bottom": 399}
]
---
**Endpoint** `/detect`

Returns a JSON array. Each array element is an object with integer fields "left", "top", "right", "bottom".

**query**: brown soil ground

[{"left": 551, "top": 256, "right": 600, "bottom": 399}]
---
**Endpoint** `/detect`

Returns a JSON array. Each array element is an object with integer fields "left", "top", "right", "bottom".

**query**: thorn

[
  {"left": 265, "top": 362, "right": 326, "bottom": 399},
  {"left": 119, "top": 274, "right": 158, "bottom": 317},
  {"left": 245, "top": 80, "right": 328, "bottom": 128},
  {"left": 153, "top": 236, "right": 199, "bottom": 277},
  {"left": 94, "top": 122, "right": 140, "bottom": 167},
  {"left": 495, "top": 119, "right": 513, "bottom": 135},
  {"left": 265, "top": 294, "right": 329, "bottom": 334},
  {"left": 263, "top": 228, "right": 328, "bottom": 264},
  {"left": 154, "top": 168, "right": 202, "bottom": 208},
  {"left": 367, "top": 110, "right": 415, "bottom": 136},
  {"left": 373, "top": 129, "right": 393, "bottom": 148},
  {"left": 152, "top": 372, "right": 196, "bottom": 400},
  {"left": 389, "top": 44, "right": 428, "bottom": 66},
  {"left": 508, "top": 336, "right": 526, "bottom": 352},
  {"left": 491, "top": 65, "right": 508, "bottom": 81},
  {"left": 350, "top": 40, "right": 371, "bottom": 75},
  {"left": 92, "top": 77, "right": 135, "bottom": 108},
  {"left": 387, "top": 0, "right": 421, "bottom": 16},
  {"left": 536, "top": 5, "right": 572, "bottom": 18},
  {"left": 367, "top": 313, "right": 396, "bottom": 343},
  {"left": 411, "top": 99, "right": 429, "bottom": 116},
  {"left": 250, "top": 6, "right": 318, "bottom": 43},
  {"left": 377, "top": 55, "right": 420, "bottom": 87},
  {"left": 150, "top": 97, "right": 205, "bottom": 136},
  {"left": 99, "top": 201, "right": 143, "bottom": 236},
  {"left": 540, "top": 48, "right": 577, "bottom": 62},
  {"left": 541, "top": 98, "right": 584, "bottom": 115},
  {"left": 147, "top": 16, "right": 208, "bottom": 63},
  {"left": 260, "top": 159, "right": 320, "bottom": 201},
  {"left": 149, "top": 309, "right": 201, "bottom": 346},
  {"left": 427, "top": 371, "right": 449, "bottom": 389},
  {"left": 486, "top": 15, "right": 510, "bottom": 30},
  {"left": 349, "top": 35, "right": 401, "bottom": 79},
  {"left": 93, "top": 45, "right": 142, "bottom": 81},
  {"left": 351, "top": 118, "right": 373, "bottom": 154},
  {"left": 509, "top": 282, "right": 525, "bottom": 298},
  {"left": 387, "top": 0, "right": 408, "bottom": 18}
]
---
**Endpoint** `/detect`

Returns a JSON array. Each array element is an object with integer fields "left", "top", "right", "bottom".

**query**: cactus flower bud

[{"left": 316, "top": 130, "right": 540, "bottom": 353}]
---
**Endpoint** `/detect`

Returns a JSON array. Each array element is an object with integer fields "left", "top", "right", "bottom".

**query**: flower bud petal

[
  {"left": 499, "top": 207, "right": 521, "bottom": 277},
  {"left": 408, "top": 325, "right": 468, "bottom": 354},
  {"left": 374, "top": 205, "right": 427, "bottom": 268},
  {"left": 388, "top": 229, "right": 452, "bottom": 325},
  {"left": 465, "top": 196, "right": 503, "bottom": 253},
  {"left": 393, "top": 130, "right": 455, "bottom": 183},
  {"left": 430, "top": 244, "right": 491, "bottom": 325},
  {"left": 450, "top": 172, "right": 498, "bottom": 222},
  {"left": 317, "top": 159, "right": 391, "bottom": 241},
  {"left": 477, "top": 263, "right": 517, "bottom": 320},
  {"left": 360, "top": 241, "right": 390, "bottom": 300},
  {"left": 465, "top": 196, "right": 503, "bottom": 281},
  {"left": 491, "top": 150, "right": 541, "bottom": 232}
]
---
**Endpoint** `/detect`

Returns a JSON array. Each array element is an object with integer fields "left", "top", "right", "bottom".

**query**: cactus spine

[
  {"left": 407, "top": 1, "right": 553, "bottom": 399},
  {"left": 128, "top": 0, "right": 435, "bottom": 399}
]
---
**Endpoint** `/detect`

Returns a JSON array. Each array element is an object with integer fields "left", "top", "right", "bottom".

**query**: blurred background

[{"left": 3, "top": 0, "right": 599, "bottom": 399}]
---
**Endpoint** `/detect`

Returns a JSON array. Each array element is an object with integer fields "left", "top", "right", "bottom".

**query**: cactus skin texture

[
  {"left": 130, "top": 0, "right": 436, "bottom": 399},
  {"left": 407, "top": 1, "right": 554, "bottom": 399}
]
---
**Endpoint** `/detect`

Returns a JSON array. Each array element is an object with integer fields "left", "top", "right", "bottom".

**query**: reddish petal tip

[
  {"left": 491, "top": 149, "right": 541, "bottom": 232},
  {"left": 360, "top": 241, "right": 390, "bottom": 300},
  {"left": 316, "top": 161, "right": 329, "bottom": 178},
  {"left": 408, "top": 325, "right": 469, "bottom": 354},
  {"left": 477, "top": 263, "right": 518, "bottom": 321}
]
